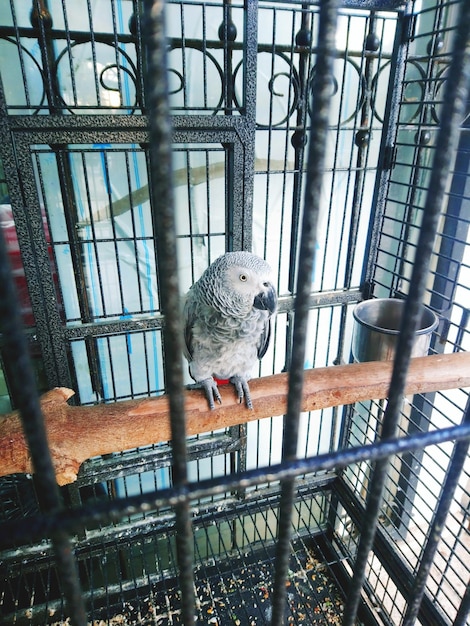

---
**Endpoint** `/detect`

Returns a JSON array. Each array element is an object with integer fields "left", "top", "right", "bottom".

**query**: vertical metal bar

[
  {"left": 30, "top": 0, "right": 58, "bottom": 112},
  {"left": 0, "top": 124, "right": 72, "bottom": 394},
  {"left": 394, "top": 6, "right": 445, "bottom": 297},
  {"left": 453, "top": 579, "right": 470, "bottom": 626},
  {"left": 342, "top": 1, "right": 470, "bottom": 623},
  {"left": 241, "top": 0, "right": 258, "bottom": 252},
  {"left": 360, "top": 2, "right": 412, "bottom": 295},
  {"left": 130, "top": 0, "right": 147, "bottom": 113},
  {"left": 23, "top": 0, "right": 103, "bottom": 397},
  {"left": 143, "top": 2, "right": 194, "bottom": 625},
  {"left": 270, "top": 2, "right": 339, "bottom": 624},
  {"left": 338, "top": 5, "right": 412, "bottom": 475},
  {"left": 53, "top": 147, "right": 105, "bottom": 399},
  {"left": 28, "top": 1, "right": 107, "bottom": 396},
  {"left": 0, "top": 188, "right": 87, "bottom": 624},
  {"left": 288, "top": 4, "right": 313, "bottom": 296},
  {"left": 9, "top": 0, "right": 32, "bottom": 110},
  {"left": 402, "top": 398, "right": 470, "bottom": 626},
  {"left": 220, "top": 0, "right": 235, "bottom": 116},
  {"left": 343, "top": 12, "right": 377, "bottom": 291},
  {"left": 335, "top": 13, "right": 378, "bottom": 363}
]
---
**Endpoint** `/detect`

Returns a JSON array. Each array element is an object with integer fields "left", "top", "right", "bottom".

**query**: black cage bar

[{"left": 1, "top": 1, "right": 470, "bottom": 625}]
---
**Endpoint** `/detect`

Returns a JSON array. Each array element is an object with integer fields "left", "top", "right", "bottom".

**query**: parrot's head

[{"left": 206, "top": 251, "right": 277, "bottom": 317}]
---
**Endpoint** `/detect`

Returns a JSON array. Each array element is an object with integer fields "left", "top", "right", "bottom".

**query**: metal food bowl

[{"left": 351, "top": 298, "right": 438, "bottom": 363}]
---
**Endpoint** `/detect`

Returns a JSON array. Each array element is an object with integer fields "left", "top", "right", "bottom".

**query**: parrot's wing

[
  {"left": 182, "top": 295, "right": 196, "bottom": 361},
  {"left": 257, "top": 315, "right": 272, "bottom": 360}
]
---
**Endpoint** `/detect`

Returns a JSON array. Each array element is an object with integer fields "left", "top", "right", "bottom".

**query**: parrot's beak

[{"left": 253, "top": 283, "right": 277, "bottom": 314}]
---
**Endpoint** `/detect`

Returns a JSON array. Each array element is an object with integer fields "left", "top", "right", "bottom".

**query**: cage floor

[{"left": 86, "top": 539, "right": 353, "bottom": 626}]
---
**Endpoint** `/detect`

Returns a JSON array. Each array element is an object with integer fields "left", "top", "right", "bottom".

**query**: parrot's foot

[
  {"left": 229, "top": 376, "right": 253, "bottom": 410},
  {"left": 187, "top": 377, "right": 222, "bottom": 410}
]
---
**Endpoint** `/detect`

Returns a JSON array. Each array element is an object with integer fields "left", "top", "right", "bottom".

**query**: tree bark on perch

[{"left": 0, "top": 353, "right": 469, "bottom": 486}]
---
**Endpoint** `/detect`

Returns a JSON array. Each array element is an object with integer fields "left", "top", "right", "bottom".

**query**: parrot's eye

[{"left": 239, "top": 273, "right": 248, "bottom": 282}]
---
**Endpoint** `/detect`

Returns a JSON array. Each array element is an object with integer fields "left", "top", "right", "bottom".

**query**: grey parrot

[{"left": 183, "top": 251, "right": 277, "bottom": 410}]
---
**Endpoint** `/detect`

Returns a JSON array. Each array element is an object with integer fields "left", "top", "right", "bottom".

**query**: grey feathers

[{"left": 183, "top": 252, "right": 277, "bottom": 409}]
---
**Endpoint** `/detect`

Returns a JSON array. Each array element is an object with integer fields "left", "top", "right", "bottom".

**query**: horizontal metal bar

[
  {"left": 0, "top": 28, "right": 395, "bottom": 72},
  {"left": 3, "top": 112, "right": 250, "bottom": 134},
  {"left": 76, "top": 433, "right": 244, "bottom": 485},
  {"left": 1, "top": 421, "right": 470, "bottom": 549},
  {"left": 1, "top": 290, "right": 363, "bottom": 344},
  {"left": 63, "top": 316, "right": 165, "bottom": 341},
  {"left": 2, "top": 475, "right": 335, "bottom": 575},
  {"left": 256, "top": 0, "right": 407, "bottom": 10},
  {"left": 276, "top": 288, "right": 362, "bottom": 314}
]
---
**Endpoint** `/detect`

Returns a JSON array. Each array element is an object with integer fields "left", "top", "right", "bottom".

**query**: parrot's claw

[
  {"left": 188, "top": 377, "right": 222, "bottom": 410},
  {"left": 186, "top": 378, "right": 222, "bottom": 409},
  {"left": 229, "top": 376, "right": 253, "bottom": 410}
]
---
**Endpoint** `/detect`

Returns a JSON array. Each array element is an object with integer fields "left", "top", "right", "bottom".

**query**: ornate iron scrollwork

[{"left": 0, "top": 6, "right": 456, "bottom": 132}]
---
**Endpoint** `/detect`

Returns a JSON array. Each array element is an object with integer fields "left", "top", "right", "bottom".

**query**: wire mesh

[{"left": 1, "top": 0, "right": 470, "bottom": 625}]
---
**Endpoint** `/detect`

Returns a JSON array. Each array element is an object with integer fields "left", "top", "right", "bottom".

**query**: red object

[{"left": 0, "top": 203, "right": 61, "bottom": 327}]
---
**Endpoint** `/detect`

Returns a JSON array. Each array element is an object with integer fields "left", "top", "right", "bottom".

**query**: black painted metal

[
  {"left": 143, "top": 2, "right": 195, "bottom": 624},
  {"left": 361, "top": 1, "right": 412, "bottom": 295},
  {"left": 287, "top": 5, "right": 314, "bottom": 298},
  {"left": 335, "top": 478, "right": 450, "bottom": 626},
  {"left": 403, "top": 398, "right": 470, "bottom": 625},
  {"left": 271, "top": 1, "right": 340, "bottom": 623},
  {"left": 371, "top": 0, "right": 469, "bottom": 538},
  {"left": 0, "top": 97, "right": 74, "bottom": 393},
  {"left": 2, "top": 421, "right": 470, "bottom": 551},
  {"left": 454, "top": 582, "right": 470, "bottom": 626},
  {"left": 0, "top": 1, "right": 470, "bottom": 624},
  {"left": 343, "top": 1, "right": 470, "bottom": 622},
  {"left": 0, "top": 166, "right": 87, "bottom": 624}
]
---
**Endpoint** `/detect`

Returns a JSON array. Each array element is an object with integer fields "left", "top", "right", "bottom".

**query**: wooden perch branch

[{"left": 0, "top": 352, "right": 469, "bottom": 486}]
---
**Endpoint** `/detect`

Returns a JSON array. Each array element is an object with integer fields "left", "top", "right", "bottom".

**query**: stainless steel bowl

[{"left": 351, "top": 298, "right": 438, "bottom": 363}]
